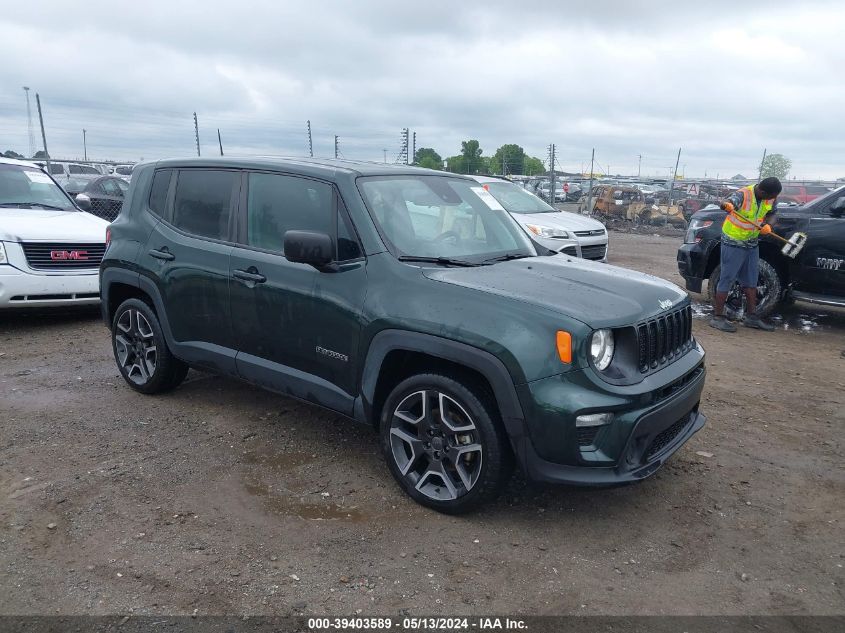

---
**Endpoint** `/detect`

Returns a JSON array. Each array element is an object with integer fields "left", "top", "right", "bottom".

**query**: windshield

[
  {"left": 800, "top": 185, "right": 844, "bottom": 211},
  {"left": 359, "top": 175, "right": 537, "bottom": 262},
  {"left": 0, "top": 163, "right": 76, "bottom": 210},
  {"left": 482, "top": 181, "right": 557, "bottom": 214}
]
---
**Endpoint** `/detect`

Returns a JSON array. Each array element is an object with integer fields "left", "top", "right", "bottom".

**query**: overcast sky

[{"left": 1, "top": 1, "right": 843, "bottom": 179}]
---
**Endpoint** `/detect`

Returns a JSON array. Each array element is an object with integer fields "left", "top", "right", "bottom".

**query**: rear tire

[
  {"left": 380, "top": 373, "right": 513, "bottom": 514},
  {"left": 112, "top": 298, "right": 188, "bottom": 394},
  {"left": 707, "top": 258, "right": 782, "bottom": 319}
]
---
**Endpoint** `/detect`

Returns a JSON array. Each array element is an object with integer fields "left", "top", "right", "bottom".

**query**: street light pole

[{"left": 83, "top": 129, "right": 87, "bottom": 162}]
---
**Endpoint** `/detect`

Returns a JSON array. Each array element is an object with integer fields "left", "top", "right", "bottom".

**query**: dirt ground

[{"left": 1, "top": 232, "right": 843, "bottom": 617}]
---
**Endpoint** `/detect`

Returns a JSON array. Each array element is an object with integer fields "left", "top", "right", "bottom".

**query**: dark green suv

[{"left": 100, "top": 158, "right": 706, "bottom": 513}]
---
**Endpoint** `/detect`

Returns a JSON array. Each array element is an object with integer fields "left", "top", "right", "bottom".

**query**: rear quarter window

[{"left": 148, "top": 169, "right": 173, "bottom": 217}]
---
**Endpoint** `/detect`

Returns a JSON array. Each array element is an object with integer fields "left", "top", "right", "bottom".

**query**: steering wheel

[{"left": 434, "top": 230, "right": 462, "bottom": 244}]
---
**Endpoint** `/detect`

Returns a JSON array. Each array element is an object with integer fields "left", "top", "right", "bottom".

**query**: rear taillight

[{"left": 105, "top": 228, "right": 111, "bottom": 246}]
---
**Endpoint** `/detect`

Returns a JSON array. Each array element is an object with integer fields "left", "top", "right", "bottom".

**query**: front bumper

[
  {"left": 0, "top": 265, "right": 100, "bottom": 308},
  {"left": 677, "top": 242, "right": 710, "bottom": 293},
  {"left": 515, "top": 344, "right": 706, "bottom": 485},
  {"left": 535, "top": 236, "right": 609, "bottom": 262}
]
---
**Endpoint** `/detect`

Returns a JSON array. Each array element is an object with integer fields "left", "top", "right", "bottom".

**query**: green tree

[
  {"left": 446, "top": 140, "right": 486, "bottom": 174},
  {"left": 490, "top": 144, "right": 525, "bottom": 175},
  {"left": 523, "top": 156, "right": 545, "bottom": 176},
  {"left": 759, "top": 153, "right": 791, "bottom": 179},
  {"left": 32, "top": 150, "right": 48, "bottom": 159},
  {"left": 414, "top": 147, "right": 442, "bottom": 170},
  {"left": 3, "top": 150, "right": 24, "bottom": 159}
]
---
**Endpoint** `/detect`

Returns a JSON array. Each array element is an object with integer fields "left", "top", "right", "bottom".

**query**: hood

[
  {"left": 423, "top": 255, "right": 686, "bottom": 328},
  {"left": 0, "top": 208, "right": 110, "bottom": 242},
  {"left": 512, "top": 209, "right": 605, "bottom": 233}
]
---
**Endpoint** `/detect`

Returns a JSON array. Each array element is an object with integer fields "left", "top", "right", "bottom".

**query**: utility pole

[
  {"left": 334, "top": 135, "right": 339, "bottom": 159},
  {"left": 637, "top": 154, "right": 642, "bottom": 178},
  {"left": 585, "top": 148, "right": 595, "bottom": 215},
  {"left": 758, "top": 148, "right": 767, "bottom": 179},
  {"left": 23, "top": 86, "right": 35, "bottom": 158},
  {"left": 35, "top": 93, "right": 50, "bottom": 172},
  {"left": 547, "top": 144, "right": 556, "bottom": 204},
  {"left": 306, "top": 120, "right": 313, "bottom": 157},
  {"left": 412, "top": 131, "right": 416, "bottom": 164},
  {"left": 217, "top": 129, "right": 224, "bottom": 156},
  {"left": 193, "top": 112, "right": 201, "bottom": 157},
  {"left": 83, "top": 129, "right": 87, "bottom": 161},
  {"left": 666, "top": 147, "right": 682, "bottom": 225}
]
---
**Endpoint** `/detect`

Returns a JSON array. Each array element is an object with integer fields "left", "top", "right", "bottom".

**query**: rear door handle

[
  {"left": 149, "top": 248, "right": 175, "bottom": 261},
  {"left": 233, "top": 268, "right": 267, "bottom": 284}
]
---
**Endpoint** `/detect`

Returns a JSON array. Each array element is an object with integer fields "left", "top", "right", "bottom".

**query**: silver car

[{"left": 471, "top": 175, "right": 608, "bottom": 261}]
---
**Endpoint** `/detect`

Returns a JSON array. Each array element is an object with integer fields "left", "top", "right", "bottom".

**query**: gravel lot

[{"left": 1, "top": 232, "right": 843, "bottom": 616}]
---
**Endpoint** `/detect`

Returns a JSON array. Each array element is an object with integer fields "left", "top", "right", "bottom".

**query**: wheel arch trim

[{"left": 358, "top": 330, "right": 526, "bottom": 440}]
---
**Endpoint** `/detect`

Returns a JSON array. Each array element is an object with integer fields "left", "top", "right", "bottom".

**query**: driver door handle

[
  {"left": 233, "top": 268, "right": 267, "bottom": 284},
  {"left": 149, "top": 247, "right": 175, "bottom": 261}
]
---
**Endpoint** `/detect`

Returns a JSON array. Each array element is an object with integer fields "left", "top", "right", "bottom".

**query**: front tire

[
  {"left": 707, "top": 258, "right": 783, "bottom": 319},
  {"left": 380, "top": 373, "right": 513, "bottom": 514},
  {"left": 112, "top": 298, "right": 188, "bottom": 394}
]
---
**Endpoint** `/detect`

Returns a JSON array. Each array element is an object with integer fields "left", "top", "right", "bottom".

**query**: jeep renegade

[{"left": 101, "top": 158, "right": 706, "bottom": 513}]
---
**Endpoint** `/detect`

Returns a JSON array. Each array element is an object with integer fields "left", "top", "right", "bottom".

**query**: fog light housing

[{"left": 575, "top": 412, "right": 614, "bottom": 427}]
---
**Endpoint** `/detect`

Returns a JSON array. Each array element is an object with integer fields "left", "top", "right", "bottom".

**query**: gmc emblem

[{"left": 50, "top": 250, "right": 89, "bottom": 261}]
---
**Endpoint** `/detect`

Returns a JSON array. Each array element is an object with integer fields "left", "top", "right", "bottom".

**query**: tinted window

[
  {"left": 101, "top": 179, "right": 121, "bottom": 195},
  {"left": 148, "top": 169, "right": 172, "bottom": 216},
  {"left": 172, "top": 170, "right": 236, "bottom": 240},
  {"left": 246, "top": 173, "right": 333, "bottom": 253},
  {"left": 48, "top": 164, "right": 65, "bottom": 175},
  {"left": 116, "top": 166, "right": 132, "bottom": 175}
]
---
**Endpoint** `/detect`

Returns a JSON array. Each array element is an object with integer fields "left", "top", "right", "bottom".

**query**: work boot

[
  {"left": 709, "top": 315, "right": 737, "bottom": 332},
  {"left": 744, "top": 314, "right": 775, "bottom": 331}
]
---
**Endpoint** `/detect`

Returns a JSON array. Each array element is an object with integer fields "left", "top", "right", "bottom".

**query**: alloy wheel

[
  {"left": 114, "top": 308, "right": 157, "bottom": 385},
  {"left": 388, "top": 390, "right": 483, "bottom": 501}
]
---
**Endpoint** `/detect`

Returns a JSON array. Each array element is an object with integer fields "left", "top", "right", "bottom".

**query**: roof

[
  {"left": 149, "top": 156, "right": 464, "bottom": 179},
  {"left": 0, "top": 156, "right": 39, "bottom": 168}
]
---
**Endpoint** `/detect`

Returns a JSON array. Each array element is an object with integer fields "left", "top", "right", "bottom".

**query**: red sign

[{"left": 50, "top": 250, "right": 89, "bottom": 261}]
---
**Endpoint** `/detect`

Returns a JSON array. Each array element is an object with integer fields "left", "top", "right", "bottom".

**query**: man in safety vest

[{"left": 709, "top": 177, "right": 781, "bottom": 333}]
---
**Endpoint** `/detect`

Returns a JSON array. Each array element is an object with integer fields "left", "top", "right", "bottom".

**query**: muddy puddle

[
  {"left": 691, "top": 301, "right": 839, "bottom": 333},
  {"left": 242, "top": 450, "right": 365, "bottom": 521}
]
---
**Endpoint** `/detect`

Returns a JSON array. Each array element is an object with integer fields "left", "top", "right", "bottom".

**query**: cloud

[{"left": 1, "top": 0, "right": 843, "bottom": 178}]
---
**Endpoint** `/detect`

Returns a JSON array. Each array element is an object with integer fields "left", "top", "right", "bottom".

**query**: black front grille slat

[
  {"left": 645, "top": 414, "right": 693, "bottom": 461},
  {"left": 22, "top": 243, "right": 105, "bottom": 270},
  {"left": 637, "top": 305, "right": 694, "bottom": 374},
  {"left": 581, "top": 244, "right": 607, "bottom": 260}
]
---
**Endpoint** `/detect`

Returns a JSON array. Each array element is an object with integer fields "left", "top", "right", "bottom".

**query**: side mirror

[
  {"left": 75, "top": 193, "right": 92, "bottom": 210},
  {"left": 284, "top": 230, "right": 334, "bottom": 270},
  {"left": 830, "top": 197, "right": 845, "bottom": 217}
]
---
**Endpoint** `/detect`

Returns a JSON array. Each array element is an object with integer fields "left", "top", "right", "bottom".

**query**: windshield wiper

[
  {"left": 397, "top": 255, "right": 479, "bottom": 267},
  {"left": 0, "top": 202, "right": 70, "bottom": 211},
  {"left": 480, "top": 252, "right": 533, "bottom": 265}
]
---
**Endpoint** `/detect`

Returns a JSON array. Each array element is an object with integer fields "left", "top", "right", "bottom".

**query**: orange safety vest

[{"left": 722, "top": 185, "right": 774, "bottom": 242}]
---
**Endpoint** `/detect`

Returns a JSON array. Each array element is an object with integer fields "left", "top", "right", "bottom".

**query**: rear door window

[{"left": 172, "top": 169, "right": 238, "bottom": 241}]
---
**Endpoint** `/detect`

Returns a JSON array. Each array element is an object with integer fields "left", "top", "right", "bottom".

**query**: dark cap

[{"left": 758, "top": 177, "right": 782, "bottom": 196}]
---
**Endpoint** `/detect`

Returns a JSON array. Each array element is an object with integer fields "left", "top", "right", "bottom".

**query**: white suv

[
  {"left": 471, "top": 175, "right": 609, "bottom": 261},
  {"left": 0, "top": 157, "right": 109, "bottom": 308}
]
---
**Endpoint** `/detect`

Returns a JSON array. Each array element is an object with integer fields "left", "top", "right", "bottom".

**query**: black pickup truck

[{"left": 677, "top": 187, "right": 845, "bottom": 317}]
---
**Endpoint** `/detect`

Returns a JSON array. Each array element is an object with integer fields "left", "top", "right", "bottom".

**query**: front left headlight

[
  {"left": 526, "top": 224, "right": 569, "bottom": 239},
  {"left": 590, "top": 329, "right": 615, "bottom": 371},
  {"left": 0, "top": 242, "right": 7, "bottom": 265}
]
